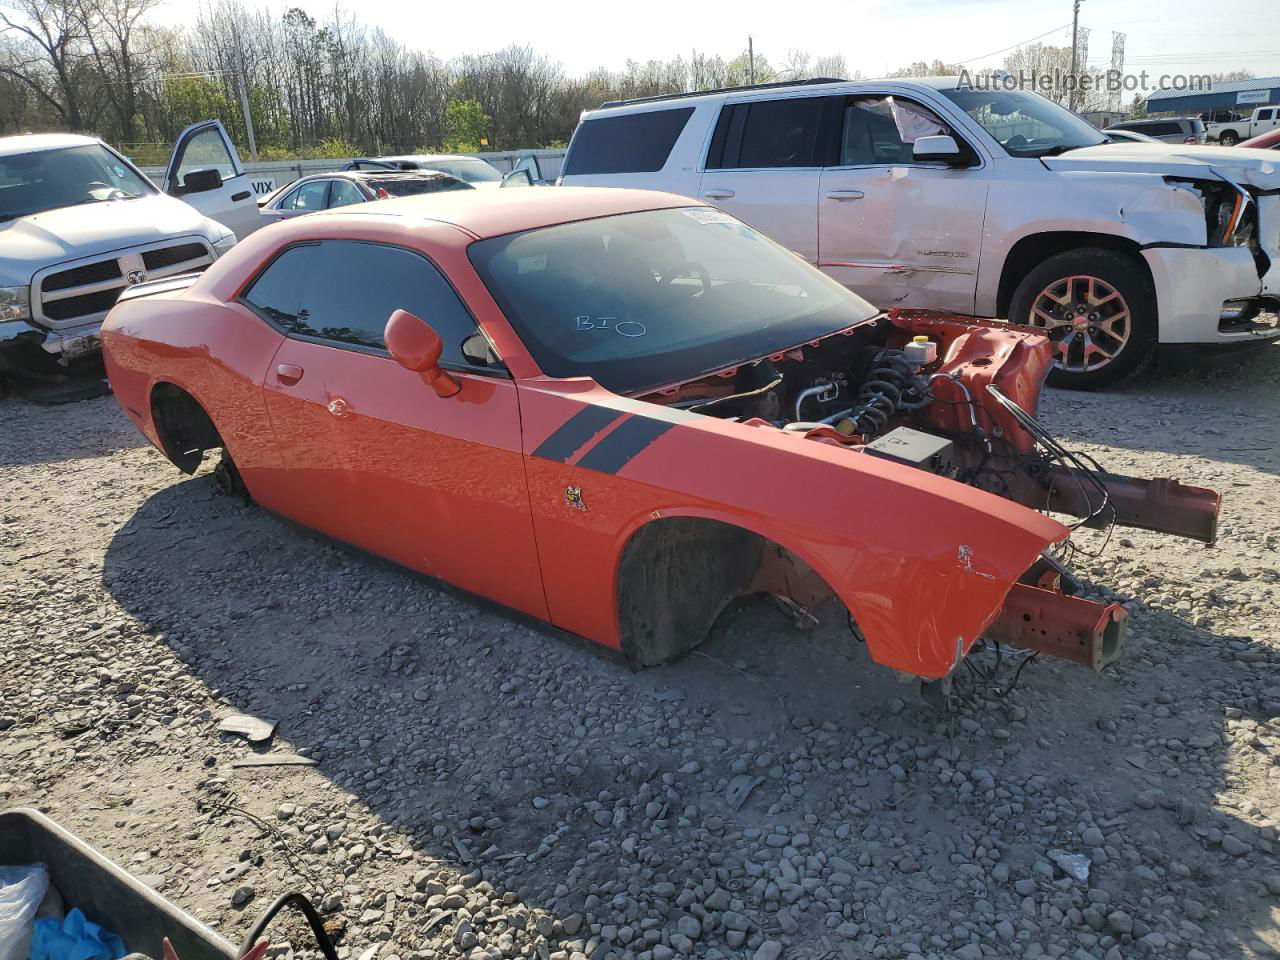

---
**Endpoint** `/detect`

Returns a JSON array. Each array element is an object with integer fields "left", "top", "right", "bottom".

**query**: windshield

[
  {"left": 0, "top": 144, "right": 154, "bottom": 221},
  {"left": 469, "top": 207, "right": 879, "bottom": 394},
  {"left": 419, "top": 159, "right": 503, "bottom": 183},
  {"left": 940, "top": 88, "right": 1106, "bottom": 158}
]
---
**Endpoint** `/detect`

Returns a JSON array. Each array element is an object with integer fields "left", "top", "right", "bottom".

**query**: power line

[{"left": 957, "top": 22, "right": 1074, "bottom": 65}]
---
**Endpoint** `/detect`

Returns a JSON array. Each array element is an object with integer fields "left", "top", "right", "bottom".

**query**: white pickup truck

[
  {"left": 1207, "top": 106, "right": 1280, "bottom": 146},
  {"left": 0, "top": 120, "right": 260, "bottom": 392}
]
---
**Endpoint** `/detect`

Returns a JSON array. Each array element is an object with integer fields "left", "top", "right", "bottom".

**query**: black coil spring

[{"left": 842, "top": 350, "right": 928, "bottom": 438}]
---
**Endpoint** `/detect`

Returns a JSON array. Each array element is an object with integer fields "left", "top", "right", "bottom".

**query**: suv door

[
  {"left": 816, "top": 94, "right": 988, "bottom": 314},
  {"left": 164, "top": 120, "right": 262, "bottom": 239},
  {"left": 697, "top": 95, "right": 832, "bottom": 263}
]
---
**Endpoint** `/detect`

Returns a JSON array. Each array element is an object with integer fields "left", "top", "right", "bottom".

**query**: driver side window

[
  {"left": 176, "top": 128, "right": 238, "bottom": 181},
  {"left": 281, "top": 180, "right": 330, "bottom": 211},
  {"left": 839, "top": 96, "right": 952, "bottom": 166},
  {"left": 242, "top": 240, "right": 500, "bottom": 370}
]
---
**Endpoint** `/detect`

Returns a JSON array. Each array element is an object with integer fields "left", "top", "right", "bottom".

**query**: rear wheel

[
  {"left": 1010, "top": 248, "right": 1156, "bottom": 390},
  {"left": 1218, "top": 130, "right": 1239, "bottom": 146}
]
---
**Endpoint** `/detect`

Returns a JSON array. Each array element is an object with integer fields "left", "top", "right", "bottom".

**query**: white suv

[{"left": 561, "top": 77, "right": 1280, "bottom": 389}]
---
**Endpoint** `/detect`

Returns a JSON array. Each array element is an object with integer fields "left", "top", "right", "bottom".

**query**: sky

[{"left": 172, "top": 0, "right": 1280, "bottom": 89}]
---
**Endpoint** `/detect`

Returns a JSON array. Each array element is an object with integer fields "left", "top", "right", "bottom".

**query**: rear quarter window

[{"left": 564, "top": 107, "right": 695, "bottom": 175}]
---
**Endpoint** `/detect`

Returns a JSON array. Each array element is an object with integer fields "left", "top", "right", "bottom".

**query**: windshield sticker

[
  {"left": 681, "top": 208, "right": 736, "bottom": 225},
  {"left": 517, "top": 254, "right": 547, "bottom": 274}
]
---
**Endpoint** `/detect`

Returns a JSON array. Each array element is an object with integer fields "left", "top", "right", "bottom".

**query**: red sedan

[
  {"left": 1240, "top": 129, "right": 1280, "bottom": 150},
  {"left": 102, "top": 189, "right": 1218, "bottom": 694}
]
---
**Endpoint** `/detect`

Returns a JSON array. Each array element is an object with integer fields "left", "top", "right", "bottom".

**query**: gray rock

[
  {"left": 676, "top": 915, "right": 701, "bottom": 939},
  {"left": 1107, "top": 911, "right": 1133, "bottom": 935},
  {"left": 1221, "top": 834, "right": 1250, "bottom": 856},
  {"left": 704, "top": 888, "right": 730, "bottom": 911}
]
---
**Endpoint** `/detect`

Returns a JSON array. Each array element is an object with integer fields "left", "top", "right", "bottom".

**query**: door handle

[
  {"left": 276, "top": 363, "right": 303, "bottom": 384},
  {"left": 825, "top": 190, "right": 865, "bottom": 201},
  {"left": 231, "top": 190, "right": 252, "bottom": 202},
  {"left": 702, "top": 189, "right": 735, "bottom": 200},
  {"left": 327, "top": 397, "right": 350, "bottom": 417}
]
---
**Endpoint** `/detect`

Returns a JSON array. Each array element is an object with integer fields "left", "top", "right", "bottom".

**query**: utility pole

[
  {"left": 233, "top": 27, "right": 258, "bottom": 161},
  {"left": 1068, "top": 0, "right": 1083, "bottom": 111},
  {"left": 748, "top": 36, "right": 755, "bottom": 85}
]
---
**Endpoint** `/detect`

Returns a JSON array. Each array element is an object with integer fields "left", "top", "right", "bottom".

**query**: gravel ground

[{"left": 2, "top": 352, "right": 1279, "bottom": 960}]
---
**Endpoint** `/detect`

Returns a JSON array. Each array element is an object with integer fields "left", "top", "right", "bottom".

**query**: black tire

[
  {"left": 213, "top": 449, "right": 251, "bottom": 504},
  {"left": 1009, "top": 248, "right": 1156, "bottom": 391},
  {"left": 1218, "top": 130, "right": 1239, "bottom": 146}
]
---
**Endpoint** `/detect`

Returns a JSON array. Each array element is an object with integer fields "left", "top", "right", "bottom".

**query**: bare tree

[
  {"left": 0, "top": 0, "right": 91, "bottom": 128},
  {"left": 0, "top": 1, "right": 863, "bottom": 154},
  {"left": 74, "top": 0, "right": 160, "bottom": 140}
]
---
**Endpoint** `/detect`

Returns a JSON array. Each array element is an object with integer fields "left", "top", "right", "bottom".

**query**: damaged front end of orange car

[
  {"left": 886, "top": 309, "right": 1219, "bottom": 684},
  {"left": 634, "top": 308, "right": 1221, "bottom": 696}
]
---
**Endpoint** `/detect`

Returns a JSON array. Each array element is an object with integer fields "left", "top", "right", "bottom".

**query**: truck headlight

[
  {"left": 212, "top": 232, "right": 237, "bottom": 257},
  {"left": 0, "top": 286, "right": 31, "bottom": 323}
]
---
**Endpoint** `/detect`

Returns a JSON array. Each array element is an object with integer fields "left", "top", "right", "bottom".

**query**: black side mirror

[{"left": 181, "top": 168, "right": 224, "bottom": 194}]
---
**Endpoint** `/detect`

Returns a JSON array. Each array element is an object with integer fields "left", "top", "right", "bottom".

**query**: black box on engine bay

[{"left": 863, "top": 427, "right": 955, "bottom": 475}]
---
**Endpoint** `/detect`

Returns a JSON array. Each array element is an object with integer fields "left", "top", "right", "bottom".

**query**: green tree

[{"left": 443, "top": 97, "right": 489, "bottom": 151}]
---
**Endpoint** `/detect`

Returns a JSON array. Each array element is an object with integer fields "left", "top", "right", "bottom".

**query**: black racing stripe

[
  {"left": 532, "top": 405, "right": 625, "bottom": 463},
  {"left": 575, "top": 416, "right": 675, "bottom": 475}
]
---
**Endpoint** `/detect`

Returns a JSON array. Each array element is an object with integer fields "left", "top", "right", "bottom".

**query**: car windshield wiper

[{"left": 1033, "top": 144, "right": 1097, "bottom": 158}]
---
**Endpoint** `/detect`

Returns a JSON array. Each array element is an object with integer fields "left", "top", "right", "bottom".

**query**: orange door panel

[
  {"left": 258, "top": 338, "right": 363, "bottom": 540},
  {"left": 265, "top": 338, "right": 547, "bottom": 621}
]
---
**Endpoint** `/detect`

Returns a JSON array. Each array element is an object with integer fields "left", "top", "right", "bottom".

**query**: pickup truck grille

[
  {"left": 142, "top": 242, "right": 209, "bottom": 271},
  {"left": 43, "top": 288, "right": 123, "bottom": 322},
  {"left": 35, "top": 240, "right": 214, "bottom": 329},
  {"left": 42, "top": 260, "right": 122, "bottom": 292}
]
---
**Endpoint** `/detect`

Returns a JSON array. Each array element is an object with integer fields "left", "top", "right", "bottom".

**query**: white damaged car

[
  {"left": 1, "top": 123, "right": 257, "bottom": 390},
  {"left": 561, "top": 78, "right": 1280, "bottom": 388}
]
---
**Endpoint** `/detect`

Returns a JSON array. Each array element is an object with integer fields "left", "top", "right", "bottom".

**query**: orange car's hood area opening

[{"left": 628, "top": 308, "right": 1220, "bottom": 679}]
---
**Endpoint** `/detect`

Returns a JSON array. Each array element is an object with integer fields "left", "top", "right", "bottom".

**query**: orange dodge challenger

[{"left": 102, "top": 188, "right": 1220, "bottom": 694}]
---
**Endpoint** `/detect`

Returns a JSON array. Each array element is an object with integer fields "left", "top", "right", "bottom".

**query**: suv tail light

[{"left": 1183, "top": 135, "right": 1199, "bottom": 144}]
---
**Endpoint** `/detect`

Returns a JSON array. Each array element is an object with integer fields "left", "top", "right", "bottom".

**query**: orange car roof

[{"left": 310, "top": 186, "right": 701, "bottom": 239}]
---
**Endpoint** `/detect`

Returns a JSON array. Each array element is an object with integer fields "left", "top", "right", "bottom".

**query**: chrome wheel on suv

[
  {"left": 1009, "top": 248, "right": 1156, "bottom": 390},
  {"left": 1029, "top": 275, "right": 1131, "bottom": 373}
]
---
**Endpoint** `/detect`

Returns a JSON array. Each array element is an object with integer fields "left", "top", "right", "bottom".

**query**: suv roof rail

[{"left": 598, "top": 77, "right": 847, "bottom": 109}]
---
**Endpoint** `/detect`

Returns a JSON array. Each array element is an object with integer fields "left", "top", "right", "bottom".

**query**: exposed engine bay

[
  {"left": 637, "top": 309, "right": 1223, "bottom": 680},
  {"left": 639, "top": 309, "right": 1220, "bottom": 543}
]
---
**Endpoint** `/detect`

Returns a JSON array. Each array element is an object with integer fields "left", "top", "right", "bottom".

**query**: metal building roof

[{"left": 1147, "top": 76, "right": 1280, "bottom": 101}]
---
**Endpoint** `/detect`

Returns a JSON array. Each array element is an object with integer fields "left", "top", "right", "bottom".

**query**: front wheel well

[
  {"left": 996, "top": 232, "right": 1148, "bottom": 319},
  {"left": 615, "top": 516, "right": 840, "bottom": 666},
  {"left": 150, "top": 382, "right": 223, "bottom": 474}
]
